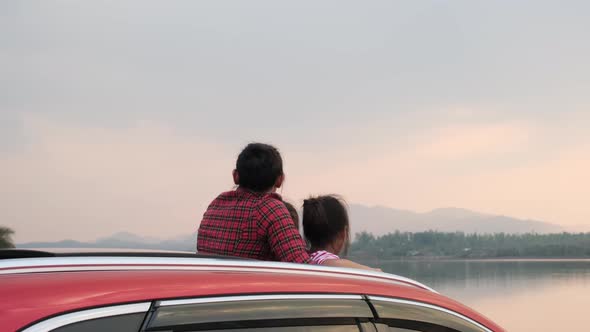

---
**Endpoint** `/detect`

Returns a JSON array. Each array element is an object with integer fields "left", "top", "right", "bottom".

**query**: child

[
  {"left": 197, "top": 143, "right": 310, "bottom": 263},
  {"left": 302, "top": 195, "right": 379, "bottom": 271},
  {"left": 284, "top": 201, "right": 300, "bottom": 232}
]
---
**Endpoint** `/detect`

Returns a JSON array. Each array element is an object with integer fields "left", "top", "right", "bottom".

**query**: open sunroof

[{"left": 0, "top": 249, "right": 249, "bottom": 260}]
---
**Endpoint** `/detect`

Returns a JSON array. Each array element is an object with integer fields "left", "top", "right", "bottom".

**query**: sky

[{"left": 1, "top": 1, "right": 589, "bottom": 242}]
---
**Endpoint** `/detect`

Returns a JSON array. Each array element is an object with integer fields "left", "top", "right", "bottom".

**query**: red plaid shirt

[{"left": 197, "top": 188, "right": 310, "bottom": 264}]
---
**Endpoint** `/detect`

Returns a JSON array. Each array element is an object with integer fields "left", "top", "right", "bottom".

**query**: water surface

[{"left": 372, "top": 259, "right": 590, "bottom": 332}]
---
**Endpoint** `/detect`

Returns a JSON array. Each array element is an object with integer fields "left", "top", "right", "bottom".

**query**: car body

[{"left": 0, "top": 249, "right": 505, "bottom": 332}]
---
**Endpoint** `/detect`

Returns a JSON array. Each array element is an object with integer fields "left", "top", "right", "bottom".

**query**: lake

[{"left": 373, "top": 259, "right": 590, "bottom": 332}]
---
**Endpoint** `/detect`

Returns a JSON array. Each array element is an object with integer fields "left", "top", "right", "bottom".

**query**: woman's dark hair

[
  {"left": 302, "top": 195, "right": 350, "bottom": 253},
  {"left": 236, "top": 143, "right": 283, "bottom": 192},
  {"left": 283, "top": 201, "right": 299, "bottom": 231}
]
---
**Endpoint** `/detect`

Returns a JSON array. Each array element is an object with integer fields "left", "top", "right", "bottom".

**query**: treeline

[
  {"left": 0, "top": 226, "right": 15, "bottom": 249},
  {"left": 349, "top": 231, "right": 590, "bottom": 259}
]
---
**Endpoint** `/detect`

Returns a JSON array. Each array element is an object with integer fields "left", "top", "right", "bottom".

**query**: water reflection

[{"left": 368, "top": 259, "right": 590, "bottom": 331}]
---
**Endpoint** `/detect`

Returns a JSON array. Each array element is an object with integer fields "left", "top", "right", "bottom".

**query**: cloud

[
  {"left": 282, "top": 121, "right": 590, "bottom": 229},
  {"left": 413, "top": 123, "right": 534, "bottom": 160},
  {"left": 458, "top": 144, "right": 590, "bottom": 228}
]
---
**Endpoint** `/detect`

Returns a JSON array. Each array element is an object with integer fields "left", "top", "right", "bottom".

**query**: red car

[{"left": 0, "top": 249, "right": 505, "bottom": 332}]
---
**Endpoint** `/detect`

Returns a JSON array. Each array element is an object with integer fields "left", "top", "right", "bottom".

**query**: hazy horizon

[
  {"left": 14, "top": 204, "right": 571, "bottom": 245},
  {"left": 2, "top": 1, "right": 589, "bottom": 242}
]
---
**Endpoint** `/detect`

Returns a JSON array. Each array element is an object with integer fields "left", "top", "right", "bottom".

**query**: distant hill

[
  {"left": 348, "top": 205, "right": 564, "bottom": 236},
  {"left": 18, "top": 232, "right": 197, "bottom": 251},
  {"left": 17, "top": 205, "right": 565, "bottom": 250},
  {"left": 97, "top": 231, "right": 162, "bottom": 245}
]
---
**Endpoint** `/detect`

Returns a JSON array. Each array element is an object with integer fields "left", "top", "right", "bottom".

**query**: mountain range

[
  {"left": 17, "top": 205, "right": 565, "bottom": 250},
  {"left": 18, "top": 232, "right": 198, "bottom": 252},
  {"left": 348, "top": 205, "right": 564, "bottom": 236}
]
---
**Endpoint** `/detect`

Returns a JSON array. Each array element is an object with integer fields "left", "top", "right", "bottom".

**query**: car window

[
  {"left": 194, "top": 326, "right": 360, "bottom": 332},
  {"left": 374, "top": 322, "right": 459, "bottom": 332},
  {"left": 359, "top": 322, "right": 378, "bottom": 332},
  {"left": 146, "top": 296, "right": 373, "bottom": 331},
  {"left": 50, "top": 313, "right": 146, "bottom": 332},
  {"left": 369, "top": 297, "right": 488, "bottom": 332},
  {"left": 373, "top": 325, "right": 417, "bottom": 332}
]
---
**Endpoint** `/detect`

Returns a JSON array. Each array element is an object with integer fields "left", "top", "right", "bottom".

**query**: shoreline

[{"left": 349, "top": 256, "right": 590, "bottom": 263}]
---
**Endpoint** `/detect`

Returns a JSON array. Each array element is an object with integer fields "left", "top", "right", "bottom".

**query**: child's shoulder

[
  {"left": 211, "top": 189, "right": 286, "bottom": 214},
  {"left": 257, "top": 192, "right": 286, "bottom": 208},
  {"left": 310, "top": 250, "right": 340, "bottom": 265},
  {"left": 208, "top": 190, "right": 240, "bottom": 203}
]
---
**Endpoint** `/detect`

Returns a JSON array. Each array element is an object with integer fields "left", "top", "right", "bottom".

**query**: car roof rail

[
  {"left": 0, "top": 249, "right": 57, "bottom": 259},
  {"left": 0, "top": 250, "right": 435, "bottom": 293},
  {"left": 0, "top": 248, "right": 251, "bottom": 260},
  {"left": 59, "top": 252, "right": 251, "bottom": 260}
]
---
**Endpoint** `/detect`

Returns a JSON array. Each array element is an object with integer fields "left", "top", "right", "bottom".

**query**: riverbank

[{"left": 348, "top": 256, "right": 590, "bottom": 263}]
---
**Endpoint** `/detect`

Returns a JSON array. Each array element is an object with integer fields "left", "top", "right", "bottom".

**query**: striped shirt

[{"left": 310, "top": 250, "right": 340, "bottom": 265}]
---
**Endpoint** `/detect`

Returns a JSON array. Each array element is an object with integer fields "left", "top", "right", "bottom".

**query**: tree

[
  {"left": 349, "top": 230, "right": 590, "bottom": 259},
  {"left": 0, "top": 226, "right": 15, "bottom": 249}
]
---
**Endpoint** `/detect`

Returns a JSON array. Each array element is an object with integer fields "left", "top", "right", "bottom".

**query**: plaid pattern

[{"left": 197, "top": 188, "right": 311, "bottom": 264}]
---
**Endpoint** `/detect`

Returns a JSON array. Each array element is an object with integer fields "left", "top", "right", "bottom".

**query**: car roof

[
  {"left": 1, "top": 248, "right": 246, "bottom": 259},
  {"left": 0, "top": 249, "right": 434, "bottom": 291},
  {"left": 0, "top": 250, "right": 502, "bottom": 332}
]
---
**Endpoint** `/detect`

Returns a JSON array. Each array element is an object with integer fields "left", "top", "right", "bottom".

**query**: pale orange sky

[
  {"left": 1, "top": 112, "right": 589, "bottom": 242},
  {"left": 2, "top": 1, "right": 590, "bottom": 242}
]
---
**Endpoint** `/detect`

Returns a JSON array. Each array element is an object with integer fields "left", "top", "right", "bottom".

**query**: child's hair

[
  {"left": 283, "top": 201, "right": 299, "bottom": 231},
  {"left": 236, "top": 143, "right": 284, "bottom": 192},
  {"left": 302, "top": 195, "right": 350, "bottom": 253}
]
